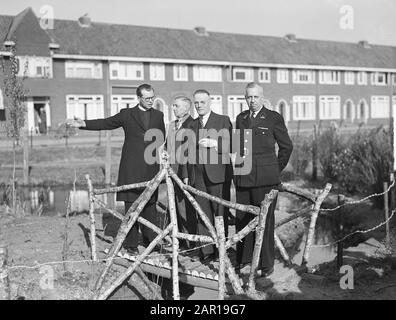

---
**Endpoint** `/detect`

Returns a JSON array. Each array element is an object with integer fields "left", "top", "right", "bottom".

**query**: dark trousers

[
  {"left": 236, "top": 185, "right": 278, "bottom": 270},
  {"left": 123, "top": 199, "right": 161, "bottom": 248},
  {"left": 174, "top": 183, "right": 197, "bottom": 249},
  {"left": 193, "top": 164, "right": 230, "bottom": 258}
]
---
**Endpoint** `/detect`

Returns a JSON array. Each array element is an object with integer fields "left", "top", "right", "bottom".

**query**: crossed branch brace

[{"left": 85, "top": 164, "right": 331, "bottom": 300}]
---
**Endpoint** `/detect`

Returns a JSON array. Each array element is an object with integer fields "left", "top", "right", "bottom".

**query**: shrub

[
  {"left": 289, "top": 134, "right": 313, "bottom": 178},
  {"left": 318, "top": 125, "right": 393, "bottom": 208}
]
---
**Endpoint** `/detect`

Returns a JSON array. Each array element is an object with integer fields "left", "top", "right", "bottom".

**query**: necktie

[
  {"left": 199, "top": 116, "right": 204, "bottom": 129},
  {"left": 250, "top": 111, "right": 256, "bottom": 119},
  {"left": 175, "top": 119, "right": 180, "bottom": 131}
]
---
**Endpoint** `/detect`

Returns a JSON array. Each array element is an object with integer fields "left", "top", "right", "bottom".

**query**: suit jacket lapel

[
  {"left": 131, "top": 105, "right": 146, "bottom": 131},
  {"left": 204, "top": 111, "right": 217, "bottom": 129}
]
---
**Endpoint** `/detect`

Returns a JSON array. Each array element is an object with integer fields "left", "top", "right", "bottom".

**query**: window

[
  {"left": 319, "top": 96, "right": 341, "bottom": 119},
  {"left": 17, "top": 56, "right": 53, "bottom": 78},
  {"left": 193, "top": 65, "right": 222, "bottom": 82},
  {"left": 227, "top": 96, "right": 249, "bottom": 122},
  {"left": 392, "top": 74, "right": 396, "bottom": 85},
  {"left": 277, "top": 69, "right": 289, "bottom": 83},
  {"left": 258, "top": 68, "right": 271, "bottom": 83},
  {"left": 357, "top": 71, "right": 367, "bottom": 85},
  {"left": 344, "top": 72, "right": 355, "bottom": 85},
  {"left": 66, "top": 95, "right": 104, "bottom": 120},
  {"left": 371, "top": 72, "right": 387, "bottom": 86},
  {"left": 210, "top": 96, "right": 223, "bottom": 114},
  {"left": 292, "top": 70, "right": 315, "bottom": 84},
  {"left": 149, "top": 63, "right": 165, "bottom": 81},
  {"left": 292, "top": 96, "right": 316, "bottom": 120},
  {"left": 232, "top": 67, "right": 254, "bottom": 82},
  {"left": 65, "top": 61, "right": 102, "bottom": 79},
  {"left": 318, "top": 71, "right": 340, "bottom": 84},
  {"left": 111, "top": 95, "right": 138, "bottom": 116},
  {"left": 109, "top": 62, "right": 143, "bottom": 80},
  {"left": 371, "top": 96, "right": 390, "bottom": 118},
  {"left": 173, "top": 64, "right": 188, "bottom": 81},
  {"left": 0, "top": 88, "right": 5, "bottom": 121}
]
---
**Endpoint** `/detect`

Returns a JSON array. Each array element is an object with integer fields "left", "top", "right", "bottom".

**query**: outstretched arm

[{"left": 66, "top": 111, "right": 124, "bottom": 131}]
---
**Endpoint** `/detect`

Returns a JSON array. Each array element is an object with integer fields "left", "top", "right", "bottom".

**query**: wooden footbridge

[{"left": 85, "top": 158, "right": 332, "bottom": 300}]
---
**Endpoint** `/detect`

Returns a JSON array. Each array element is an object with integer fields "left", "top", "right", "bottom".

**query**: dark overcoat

[
  {"left": 82, "top": 105, "right": 165, "bottom": 202},
  {"left": 234, "top": 107, "right": 293, "bottom": 187}
]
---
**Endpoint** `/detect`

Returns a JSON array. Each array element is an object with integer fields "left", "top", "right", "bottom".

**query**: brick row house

[{"left": 0, "top": 7, "right": 395, "bottom": 135}]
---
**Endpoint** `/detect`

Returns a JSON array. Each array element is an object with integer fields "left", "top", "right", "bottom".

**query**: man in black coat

[
  {"left": 234, "top": 82, "right": 293, "bottom": 276},
  {"left": 185, "top": 89, "right": 233, "bottom": 261},
  {"left": 67, "top": 84, "right": 165, "bottom": 254}
]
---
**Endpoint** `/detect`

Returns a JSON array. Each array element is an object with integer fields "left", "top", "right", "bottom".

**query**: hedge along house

[{"left": 0, "top": 7, "right": 396, "bottom": 135}]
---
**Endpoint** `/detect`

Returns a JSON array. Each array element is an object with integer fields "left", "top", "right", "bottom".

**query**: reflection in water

[{"left": 9, "top": 186, "right": 115, "bottom": 216}]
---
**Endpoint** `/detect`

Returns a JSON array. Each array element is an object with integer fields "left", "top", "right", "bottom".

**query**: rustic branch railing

[{"left": 85, "top": 157, "right": 332, "bottom": 300}]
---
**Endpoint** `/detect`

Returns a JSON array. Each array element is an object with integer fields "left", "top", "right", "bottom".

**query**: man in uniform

[{"left": 234, "top": 82, "right": 293, "bottom": 276}]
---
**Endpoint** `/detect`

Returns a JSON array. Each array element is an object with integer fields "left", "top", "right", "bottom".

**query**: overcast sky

[{"left": 1, "top": 0, "right": 395, "bottom": 46}]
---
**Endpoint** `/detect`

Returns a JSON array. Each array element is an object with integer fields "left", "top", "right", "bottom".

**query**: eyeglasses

[{"left": 140, "top": 96, "right": 156, "bottom": 102}]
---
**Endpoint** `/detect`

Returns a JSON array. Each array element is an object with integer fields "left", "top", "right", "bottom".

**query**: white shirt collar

[
  {"left": 250, "top": 106, "right": 263, "bottom": 118},
  {"left": 138, "top": 104, "right": 150, "bottom": 112}
]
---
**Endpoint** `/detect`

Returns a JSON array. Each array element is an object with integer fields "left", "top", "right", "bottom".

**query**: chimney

[
  {"left": 285, "top": 34, "right": 297, "bottom": 43},
  {"left": 358, "top": 40, "right": 370, "bottom": 49},
  {"left": 78, "top": 14, "right": 91, "bottom": 28},
  {"left": 194, "top": 26, "right": 208, "bottom": 36}
]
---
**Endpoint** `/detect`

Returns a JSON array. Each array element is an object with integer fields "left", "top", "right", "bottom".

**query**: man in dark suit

[
  {"left": 185, "top": 89, "right": 233, "bottom": 261},
  {"left": 67, "top": 84, "right": 165, "bottom": 255},
  {"left": 234, "top": 82, "right": 293, "bottom": 276},
  {"left": 165, "top": 96, "right": 195, "bottom": 249}
]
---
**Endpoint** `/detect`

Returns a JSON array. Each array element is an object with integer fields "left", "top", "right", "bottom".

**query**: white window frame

[
  {"left": 111, "top": 95, "right": 138, "bottom": 116},
  {"left": 227, "top": 96, "right": 249, "bottom": 122},
  {"left": 277, "top": 69, "right": 289, "bottom": 83},
  {"left": 344, "top": 72, "right": 355, "bottom": 85},
  {"left": 192, "top": 65, "right": 222, "bottom": 82},
  {"left": 292, "top": 70, "right": 315, "bottom": 84},
  {"left": 319, "top": 96, "right": 341, "bottom": 120},
  {"left": 371, "top": 96, "right": 390, "bottom": 118},
  {"left": 391, "top": 74, "right": 396, "bottom": 85},
  {"left": 318, "top": 70, "right": 340, "bottom": 84},
  {"left": 17, "top": 56, "right": 53, "bottom": 78},
  {"left": 66, "top": 95, "right": 104, "bottom": 120},
  {"left": 173, "top": 64, "right": 188, "bottom": 81},
  {"left": 65, "top": 61, "right": 102, "bottom": 79},
  {"left": 149, "top": 63, "right": 165, "bottom": 81},
  {"left": 292, "top": 96, "right": 316, "bottom": 120},
  {"left": 357, "top": 71, "right": 368, "bottom": 85},
  {"left": 258, "top": 68, "right": 271, "bottom": 83},
  {"left": 0, "top": 88, "right": 3, "bottom": 110},
  {"left": 109, "top": 62, "right": 143, "bottom": 80},
  {"left": 232, "top": 67, "right": 254, "bottom": 82},
  {"left": 371, "top": 72, "right": 387, "bottom": 86}
]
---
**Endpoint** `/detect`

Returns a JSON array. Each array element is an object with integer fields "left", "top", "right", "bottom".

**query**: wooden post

[
  {"left": 86, "top": 175, "right": 97, "bottom": 262},
  {"left": 96, "top": 223, "right": 173, "bottom": 300},
  {"left": 302, "top": 184, "right": 332, "bottom": 267},
  {"left": 384, "top": 182, "right": 391, "bottom": 249},
  {"left": 165, "top": 171, "right": 180, "bottom": 300},
  {"left": 22, "top": 130, "right": 29, "bottom": 185},
  {"left": 274, "top": 233, "right": 292, "bottom": 266},
  {"left": 94, "top": 169, "right": 166, "bottom": 291},
  {"left": 248, "top": 190, "right": 278, "bottom": 292},
  {"left": 312, "top": 124, "right": 318, "bottom": 181},
  {"left": 215, "top": 216, "right": 226, "bottom": 300},
  {"left": 0, "top": 247, "right": 10, "bottom": 300},
  {"left": 336, "top": 194, "right": 345, "bottom": 270},
  {"left": 390, "top": 173, "right": 395, "bottom": 210}
]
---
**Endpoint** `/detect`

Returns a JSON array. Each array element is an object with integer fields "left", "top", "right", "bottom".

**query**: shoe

[
  {"left": 200, "top": 254, "right": 215, "bottom": 264},
  {"left": 125, "top": 247, "right": 139, "bottom": 256},
  {"left": 257, "top": 266, "right": 274, "bottom": 278}
]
